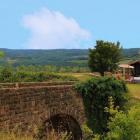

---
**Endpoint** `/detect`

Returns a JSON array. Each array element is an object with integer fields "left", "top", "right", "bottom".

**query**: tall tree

[{"left": 88, "top": 40, "right": 122, "bottom": 76}]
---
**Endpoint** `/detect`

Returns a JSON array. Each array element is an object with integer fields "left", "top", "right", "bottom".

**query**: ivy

[{"left": 75, "top": 77, "right": 128, "bottom": 134}]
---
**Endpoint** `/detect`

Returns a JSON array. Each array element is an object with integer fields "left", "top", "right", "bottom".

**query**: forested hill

[
  {"left": 0, "top": 48, "right": 140, "bottom": 66},
  {"left": 0, "top": 49, "right": 88, "bottom": 66}
]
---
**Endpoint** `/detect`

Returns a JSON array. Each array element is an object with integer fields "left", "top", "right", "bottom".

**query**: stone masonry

[{"left": 0, "top": 82, "right": 85, "bottom": 139}]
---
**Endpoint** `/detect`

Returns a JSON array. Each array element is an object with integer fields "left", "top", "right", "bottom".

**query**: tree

[{"left": 88, "top": 40, "right": 122, "bottom": 76}]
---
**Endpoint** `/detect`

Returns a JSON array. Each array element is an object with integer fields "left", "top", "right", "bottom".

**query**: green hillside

[
  {"left": 0, "top": 49, "right": 88, "bottom": 67},
  {"left": 0, "top": 48, "right": 140, "bottom": 66}
]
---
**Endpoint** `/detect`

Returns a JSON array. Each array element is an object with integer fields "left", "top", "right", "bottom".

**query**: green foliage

[
  {"left": 0, "top": 51, "right": 4, "bottom": 58},
  {"left": 0, "top": 66, "right": 13, "bottom": 82},
  {"left": 75, "top": 77, "right": 127, "bottom": 134},
  {"left": 15, "top": 65, "right": 89, "bottom": 73},
  {"left": 88, "top": 40, "right": 122, "bottom": 76},
  {"left": 82, "top": 124, "right": 94, "bottom": 140},
  {"left": 0, "top": 66, "right": 78, "bottom": 83},
  {"left": 104, "top": 97, "right": 140, "bottom": 140}
]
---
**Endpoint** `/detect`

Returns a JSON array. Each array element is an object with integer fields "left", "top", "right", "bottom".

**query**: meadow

[{"left": 127, "top": 84, "right": 140, "bottom": 99}]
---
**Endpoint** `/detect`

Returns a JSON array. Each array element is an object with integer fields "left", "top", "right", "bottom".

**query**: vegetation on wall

[{"left": 75, "top": 77, "right": 128, "bottom": 134}]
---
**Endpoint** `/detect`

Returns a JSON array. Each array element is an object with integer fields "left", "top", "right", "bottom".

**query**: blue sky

[{"left": 0, "top": 0, "right": 140, "bottom": 49}]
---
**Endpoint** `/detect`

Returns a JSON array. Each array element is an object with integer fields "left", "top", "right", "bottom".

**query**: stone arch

[{"left": 39, "top": 114, "right": 82, "bottom": 140}]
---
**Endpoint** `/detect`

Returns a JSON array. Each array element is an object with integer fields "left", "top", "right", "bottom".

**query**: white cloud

[{"left": 22, "top": 8, "right": 91, "bottom": 49}]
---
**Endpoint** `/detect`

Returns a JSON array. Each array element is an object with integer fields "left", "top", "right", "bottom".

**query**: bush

[
  {"left": 105, "top": 105, "right": 140, "bottom": 140},
  {"left": 75, "top": 77, "right": 128, "bottom": 134},
  {"left": 82, "top": 124, "right": 94, "bottom": 139},
  {"left": 0, "top": 66, "right": 13, "bottom": 82}
]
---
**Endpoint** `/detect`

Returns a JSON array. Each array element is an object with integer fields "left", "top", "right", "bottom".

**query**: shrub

[
  {"left": 75, "top": 77, "right": 128, "bottom": 134},
  {"left": 0, "top": 66, "right": 13, "bottom": 82},
  {"left": 105, "top": 104, "right": 140, "bottom": 140},
  {"left": 82, "top": 123, "right": 94, "bottom": 139}
]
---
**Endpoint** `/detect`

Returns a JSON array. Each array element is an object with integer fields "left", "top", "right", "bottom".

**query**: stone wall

[{"left": 0, "top": 82, "right": 85, "bottom": 138}]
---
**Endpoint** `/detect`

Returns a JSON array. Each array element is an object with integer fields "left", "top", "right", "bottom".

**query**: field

[
  {"left": 127, "top": 84, "right": 140, "bottom": 99},
  {"left": 60, "top": 72, "right": 91, "bottom": 81}
]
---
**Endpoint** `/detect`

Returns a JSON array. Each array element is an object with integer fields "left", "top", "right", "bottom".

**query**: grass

[
  {"left": 60, "top": 72, "right": 91, "bottom": 81},
  {"left": 0, "top": 132, "right": 33, "bottom": 140},
  {"left": 0, "top": 131, "right": 71, "bottom": 140},
  {"left": 126, "top": 83, "right": 140, "bottom": 108},
  {"left": 127, "top": 84, "right": 140, "bottom": 99}
]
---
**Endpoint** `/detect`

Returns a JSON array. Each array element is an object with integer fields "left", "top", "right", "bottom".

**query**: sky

[{"left": 0, "top": 0, "right": 140, "bottom": 49}]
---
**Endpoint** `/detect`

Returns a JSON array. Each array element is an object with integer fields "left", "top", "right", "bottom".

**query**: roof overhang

[{"left": 119, "top": 64, "right": 134, "bottom": 69}]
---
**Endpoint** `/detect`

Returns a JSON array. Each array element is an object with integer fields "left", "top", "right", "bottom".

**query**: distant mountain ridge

[
  {"left": 0, "top": 48, "right": 140, "bottom": 66},
  {"left": 123, "top": 48, "right": 140, "bottom": 57}
]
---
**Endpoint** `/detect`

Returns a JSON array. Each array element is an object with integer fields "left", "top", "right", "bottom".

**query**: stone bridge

[{"left": 0, "top": 82, "right": 86, "bottom": 139}]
